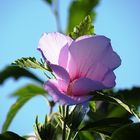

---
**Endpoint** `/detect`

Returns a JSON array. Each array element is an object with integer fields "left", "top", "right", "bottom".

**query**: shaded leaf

[
  {"left": 66, "top": 105, "right": 87, "bottom": 130},
  {"left": 12, "top": 57, "right": 51, "bottom": 72},
  {"left": 101, "top": 87, "right": 140, "bottom": 119},
  {"left": 0, "top": 66, "right": 43, "bottom": 85},
  {"left": 100, "top": 134, "right": 110, "bottom": 140},
  {"left": 114, "top": 87, "right": 140, "bottom": 108},
  {"left": 111, "top": 123, "right": 140, "bottom": 140},
  {"left": 0, "top": 131, "right": 26, "bottom": 140},
  {"left": 106, "top": 104, "right": 130, "bottom": 119},
  {"left": 67, "top": 0, "right": 99, "bottom": 33},
  {"left": 34, "top": 116, "right": 55, "bottom": 140},
  {"left": 78, "top": 131, "right": 96, "bottom": 140},
  {"left": 81, "top": 117, "right": 133, "bottom": 136},
  {"left": 2, "top": 84, "right": 46, "bottom": 132},
  {"left": 69, "top": 15, "right": 94, "bottom": 39},
  {"left": 90, "top": 92, "right": 139, "bottom": 119}
]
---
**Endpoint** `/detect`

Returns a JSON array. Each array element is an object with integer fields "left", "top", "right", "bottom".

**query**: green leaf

[
  {"left": 90, "top": 92, "right": 139, "bottom": 120},
  {"left": 100, "top": 87, "right": 140, "bottom": 119},
  {"left": 81, "top": 117, "right": 133, "bottom": 136},
  {"left": 11, "top": 83, "right": 46, "bottom": 97},
  {"left": 111, "top": 123, "right": 140, "bottom": 140},
  {"left": 34, "top": 116, "right": 56, "bottom": 140},
  {"left": 0, "top": 131, "right": 26, "bottom": 140},
  {"left": 78, "top": 131, "right": 96, "bottom": 140},
  {"left": 12, "top": 57, "right": 51, "bottom": 72},
  {"left": 114, "top": 87, "right": 140, "bottom": 108},
  {"left": 66, "top": 105, "right": 88, "bottom": 130},
  {"left": 2, "top": 84, "right": 46, "bottom": 132},
  {"left": 89, "top": 101, "right": 96, "bottom": 112},
  {"left": 67, "top": 0, "right": 99, "bottom": 33},
  {"left": 0, "top": 66, "right": 43, "bottom": 85},
  {"left": 69, "top": 15, "right": 94, "bottom": 40}
]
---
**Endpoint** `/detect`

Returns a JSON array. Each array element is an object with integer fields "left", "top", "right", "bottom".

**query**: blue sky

[{"left": 0, "top": 0, "right": 140, "bottom": 135}]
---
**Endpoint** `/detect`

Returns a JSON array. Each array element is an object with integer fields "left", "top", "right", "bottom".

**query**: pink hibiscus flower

[{"left": 38, "top": 32, "right": 121, "bottom": 105}]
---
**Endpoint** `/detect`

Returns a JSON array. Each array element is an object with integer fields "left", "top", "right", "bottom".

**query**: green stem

[
  {"left": 72, "top": 131, "right": 78, "bottom": 140},
  {"left": 66, "top": 129, "right": 72, "bottom": 140},
  {"left": 62, "top": 105, "right": 69, "bottom": 140},
  {"left": 100, "top": 133, "right": 105, "bottom": 140}
]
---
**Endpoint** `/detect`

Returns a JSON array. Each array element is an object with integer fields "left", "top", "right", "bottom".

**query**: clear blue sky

[{"left": 0, "top": 0, "right": 140, "bottom": 135}]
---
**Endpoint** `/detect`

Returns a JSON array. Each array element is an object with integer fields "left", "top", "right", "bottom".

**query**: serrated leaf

[
  {"left": 0, "top": 131, "right": 26, "bottom": 140},
  {"left": 69, "top": 15, "right": 94, "bottom": 40},
  {"left": 12, "top": 57, "right": 51, "bottom": 71},
  {"left": 111, "top": 123, "right": 140, "bottom": 140},
  {"left": 90, "top": 92, "right": 139, "bottom": 119},
  {"left": 67, "top": 0, "right": 99, "bottom": 33},
  {"left": 2, "top": 84, "right": 47, "bottom": 132},
  {"left": 81, "top": 117, "right": 133, "bottom": 136},
  {"left": 0, "top": 66, "right": 43, "bottom": 85}
]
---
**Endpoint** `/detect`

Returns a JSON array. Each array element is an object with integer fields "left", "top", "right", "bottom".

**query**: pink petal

[
  {"left": 66, "top": 53, "right": 78, "bottom": 80},
  {"left": 101, "top": 44, "right": 121, "bottom": 70},
  {"left": 86, "top": 63, "right": 109, "bottom": 81},
  {"left": 58, "top": 36, "right": 73, "bottom": 68},
  {"left": 49, "top": 64, "right": 70, "bottom": 91},
  {"left": 86, "top": 63, "right": 116, "bottom": 88},
  {"left": 72, "top": 78, "right": 105, "bottom": 96},
  {"left": 44, "top": 79, "right": 91, "bottom": 105},
  {"left": 68, "top": 35, "right": 111, "bottom": 79},
  {"left": 65, "top": 35, "right": 73, "bottom": 46},
  {"left": 57, "top": 79, "right": 69, "bottom": 93},
  {"left": 38, "top": 32, "right": 71, "bottom": 64},
  {"left": 102, "top": 71, "right": 116, "bottom": 88},
  {"left": 76, "top": 35, "right": 92, "bottom": 41},
  {"left": 58, "top": 46, "right": 69, "bottom": 68}
]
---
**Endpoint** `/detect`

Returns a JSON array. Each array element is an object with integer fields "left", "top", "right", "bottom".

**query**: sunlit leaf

[
  {"left": 0, "top": 131, "right": 26, "bottom": 140},
  {"left": 12, "top": 57, "right": 51, "bottom": 72},
  {"left": 69, "top": 15, "right": 94, "bottom": 39},
  {"left": 11, "top": 83, "right": 46, "bottom": 97},
  {"left": 89, "top": 101, "right": 96, "bottom": 112},
  {"left": 81, "top": 117, "right": 133, "bottom": 136},
  {"left": 2, "top": 84, "right": 46, "bottom": 132},
  {"left": 67, "top": 0, "right": 99, "bottom": 33},
  {"left": 0, "top": 66, "right": 43, "bottom": 85},
  {"left": 111, "top": 123, "right": 140, "bottom": 140}
]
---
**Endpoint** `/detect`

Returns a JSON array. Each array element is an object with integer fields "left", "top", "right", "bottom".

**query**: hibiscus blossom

[{"left": 38, "top": 32, "right": 121, "bottom": 105}]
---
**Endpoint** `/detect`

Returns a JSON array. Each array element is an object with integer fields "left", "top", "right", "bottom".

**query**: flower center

[
  {"left": 67, "top": 83, "right": 73, "bottom": 96},
  {"left": 67, "top": 79, "right": 77, "bottom": 96}
]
